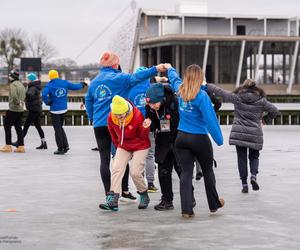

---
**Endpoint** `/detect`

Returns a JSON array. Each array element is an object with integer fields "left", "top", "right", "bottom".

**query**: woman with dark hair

[
  {"left": 207, "top": 79, "right": 279, "bottom": 193},
  {"left": 166, "top": 63, "right": 224, "bottom": 218}
]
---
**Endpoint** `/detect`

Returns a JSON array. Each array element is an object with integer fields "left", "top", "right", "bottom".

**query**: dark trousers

[
  {"left": 51, "top": 113, "right": 68, "bottom": 150},
  {"left": 4, "top": 110, "right": 24, "bottom": 146},
  {"left": 158, "top": 149, "right": 181, "bottom": 202},
  {"left": 94, "top": 126, "right": 129, "bottom": 194},
  {"left": 236, "top": 146, "right": 260, "bottom": 184},
  {"left": 23, "top": 111, "right": 45, "bottom": 139},
  {"left": 175, "top": 131, "right": 222, "bottom": 214}
]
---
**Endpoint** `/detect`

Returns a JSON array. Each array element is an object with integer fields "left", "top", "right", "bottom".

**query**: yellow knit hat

[
  {"left": 111, "top": 95, "right": 129, "bottom": 115},
  {"left": 48, "top": 70, "right": 59, "bottom": 80}
]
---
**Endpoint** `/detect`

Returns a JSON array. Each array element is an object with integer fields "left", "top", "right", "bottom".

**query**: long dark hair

[{"left": 233, "top": 79, "right": 266, "bottom": 97}]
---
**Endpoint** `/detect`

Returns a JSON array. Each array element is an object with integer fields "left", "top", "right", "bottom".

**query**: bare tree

[
  {"left": 27, "top": 33, "right": 57, "bottom": 63},
  {"left": 0, "top": 28, "right": 27, "bottom": 72}
]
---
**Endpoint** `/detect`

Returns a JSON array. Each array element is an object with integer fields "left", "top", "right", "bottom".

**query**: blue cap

[
  {"left": 135, "top": 66, "right": 147, "bottom": 73},
  {"left": 27, "top": 73, "right": 37, "bottom": 82},
  {"left": 146, "top": 83, "right": 165, "bottom": 104}
]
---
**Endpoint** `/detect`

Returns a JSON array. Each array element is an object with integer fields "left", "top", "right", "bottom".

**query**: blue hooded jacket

[
  {"left": 42, "top": 78, "right": 84, "bottom": 112},
  {"left": 127, "top": 67, "right": 151, "bottom": 117},
  {"left": 85, "top": 66, "right": 158, "bottom": 127},
  {"left": 167, "top": 67, "right": 223, "bottom": 146}
]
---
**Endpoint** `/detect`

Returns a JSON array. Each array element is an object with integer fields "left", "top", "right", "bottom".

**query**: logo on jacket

[
  {"left": 133, "top": 93, "right": 146, "bottom": 108},
  {"left": 95, "top": 84, "right": 112, "bottom": 101},
  {"left": 55, "top": 88, "right": 67, "bottom": 98},
  {"left": 179, "top": 100, "right": 193, "bottom": 113}
]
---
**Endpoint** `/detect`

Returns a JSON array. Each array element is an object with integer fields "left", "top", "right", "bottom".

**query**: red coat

[{"left": 107, "top": 107, "right": 150, "bottom": 152}]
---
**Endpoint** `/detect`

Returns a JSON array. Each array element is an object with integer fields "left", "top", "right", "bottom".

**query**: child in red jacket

[{"left": 99, "top": 95, "right": 152, "bottom": 211}]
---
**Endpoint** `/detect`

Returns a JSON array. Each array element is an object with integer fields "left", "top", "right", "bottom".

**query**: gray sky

[{"left": 1, "top": 0, "right": 300, "bottom": 65}]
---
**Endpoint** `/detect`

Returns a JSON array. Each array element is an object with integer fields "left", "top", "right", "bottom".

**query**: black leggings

[
  {"left": 4, "top": 110, "right": 24, "bottom": 146},
  {"left": 94, "top": 126, "right": 129, "bottom": 194},
  {"left": 175, "top": 131, "right": 222, "bottom": 214},
  {"left": 23, "top": 111, "right": 45, "bottom": 139}
]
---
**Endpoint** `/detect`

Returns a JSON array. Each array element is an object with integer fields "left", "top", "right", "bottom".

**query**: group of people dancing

[{"left": 0, "top": 51, "right": 279, "bottom": 218}]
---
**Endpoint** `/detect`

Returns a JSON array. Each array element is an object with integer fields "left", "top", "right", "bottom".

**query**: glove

[{"left": 81, "top": 82, "right": 88, "bottom": 88}]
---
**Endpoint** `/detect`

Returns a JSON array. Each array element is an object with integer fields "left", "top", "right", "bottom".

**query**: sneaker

[
  {"left": 119, "top": 192, "right": 137, "bottom": 202},
  {"left": 147, "top": 183, "right": 158, "bottom": 193},
  {"left": 210, "top": 198, "right": 225, "bottom": 213},
  {"left": 251, "top": 177, "right": 260, "bottom": 191},
  {"left": 154, "top": 200, "right": 174, "bottom": 211},
  {"left": 99, "top": 192, "right": 119, "bottom": 211},
  {"left": 138, "top": 191, "right": 150, "bottom": 209},
  {"left": 241, "top": 184, "right": 249, "bottom": 193}
]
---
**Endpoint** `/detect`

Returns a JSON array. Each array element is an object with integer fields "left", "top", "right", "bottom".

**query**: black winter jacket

[
  {"left": 25, "top": 80, "right": 43, "bottom": 112},
  {"left": 146, "top": 85, "right": 179, "bottom": 164}
]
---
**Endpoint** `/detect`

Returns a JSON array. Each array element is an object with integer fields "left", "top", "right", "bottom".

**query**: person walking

[
  {"left": 85, "top": 51, "right": 166, "bottom": 197},
  {"left": 166, "top": 63, "right": 224, "bottom": 218},
  {"left": 16, "top": 73, "right": 47, "bottom": 149},
  {"left": 207, "top": 79, "right": 279, "bottom": 193},
  {"left": 99, "top": 95, "right": 152, "bottom": 211},
  {"left": 0, "top": 69, "right": 26, "bottom": 153},
  {"left": 42, "top": 70, "right": 86, "bottom": 154}
]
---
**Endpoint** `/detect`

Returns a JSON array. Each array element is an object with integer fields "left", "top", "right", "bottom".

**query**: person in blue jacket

[
  {"left": 128, "top": 66, "right": 158, "bottom": 193},
  {"left": 42, "top": 70, "right": 86, "bottom": 155},
  {"left": 85, "top": 51, "right": 166, "bottom": 199},
  {"left": 165, "top": 63, "right": 225, "bottom": 218}
]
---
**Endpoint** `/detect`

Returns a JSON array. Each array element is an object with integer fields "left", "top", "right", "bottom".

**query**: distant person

[
  {"left": 42, "top": 70, "right": 87, "bottom": 154},
  {"left": 13, "top": 73, "right": 47, "bottom": 149},
  {"left": 207, "top": 79, "right": 279, "bottom": 193},
  {"left": 0, "top": 69, "right": 26, "bottom": 153},
  {"left": 99, "top": 95, "right": 152, "bottom": 211}
]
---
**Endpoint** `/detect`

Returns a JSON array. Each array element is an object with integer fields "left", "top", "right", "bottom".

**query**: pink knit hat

[{"left": 100, "top": 52, "right": 120, "bottom": 67}]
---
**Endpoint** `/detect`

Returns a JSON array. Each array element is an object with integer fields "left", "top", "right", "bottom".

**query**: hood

[
  {"left": 237, "top": 89, "right": 263, "bottom": 104},
  {"left": 28, "top": 80, "right": 42, "bottom": 90}
]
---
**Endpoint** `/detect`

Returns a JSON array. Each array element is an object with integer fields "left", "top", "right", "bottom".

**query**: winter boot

[
  {"left": 99, "top": 192, "right": 119, "bottom": 211},
  {"left": 241, "top": 184, "right": 249, "bottom": 193},
  {"left": 138, "top": 191, "right": 150, "bottom": 209},
  {"left": 154, "top": 199, "right": 174, "bottom": 211},
  {"left": 250, "top": 176, "right": 260, "bottom": 191},
  {"left": 14, "top": 146, "right": 25, "bottom": 153},
  {"left": 0, "top": 145, "right": 12, "bottom": 153},
  {"left": 181, "top": 211, "right": 195, "bottom": 219},
  {"left": 36, "top": 141, "right": 47, "bottom": 149}
]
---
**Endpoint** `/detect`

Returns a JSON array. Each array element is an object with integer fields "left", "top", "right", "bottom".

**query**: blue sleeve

[
  {"left": 67, "top": 81, "right": 84, "bottom": 91},
  {"left": 85, "top": 87, "right": 94, "bottom": 121},
  {"left": 42, "top": 85, "right": 50, "bottom": 105},
  {"left": 122, "top": 66, "right": 158, "bottom": 90},
  {"left": 199, "top": 93, "right": 223, "bottom": 146},
  {"left": 167, "top": 67, "right": 182, "bottom": 93}
]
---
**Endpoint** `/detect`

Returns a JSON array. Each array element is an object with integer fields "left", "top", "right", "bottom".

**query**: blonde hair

[{"left": 179, "top": 64, "right": 204, "bottom": 102}]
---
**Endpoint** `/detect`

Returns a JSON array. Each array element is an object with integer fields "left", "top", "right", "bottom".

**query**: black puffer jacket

[
  {"left": 146, "top": 85, "right": 179, "bottom": 164},
  {"left": 207, "top": 83, "right": 279, "bottom": 150},
  {"left": 25, "top": 80, "right": 43, "bottom": 112}
]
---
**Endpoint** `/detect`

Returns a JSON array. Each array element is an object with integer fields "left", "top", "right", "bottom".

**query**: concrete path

[{"left": 0, "top": 126, "right": 300, "bottom": 250}]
